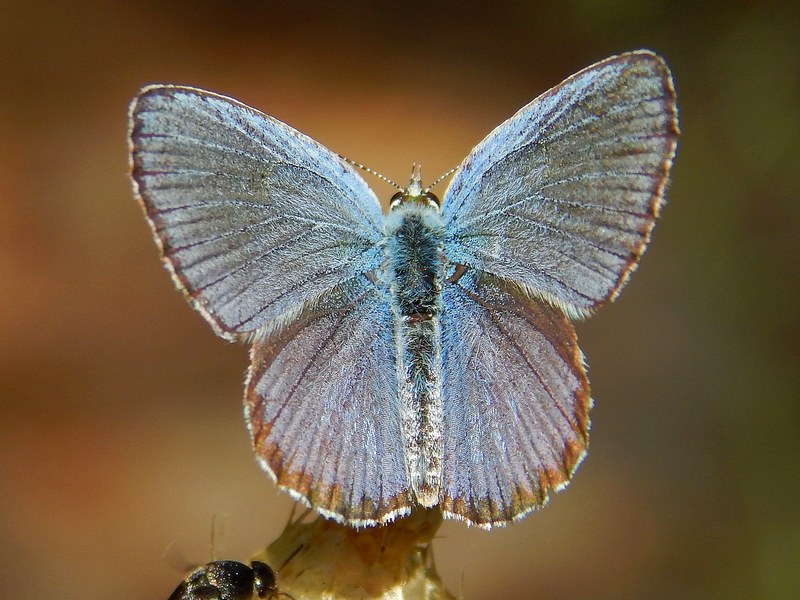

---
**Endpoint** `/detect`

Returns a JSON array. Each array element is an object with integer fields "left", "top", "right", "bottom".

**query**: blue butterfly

[{"left": 129, "top": 50, "right": 678, "bottom": 529}]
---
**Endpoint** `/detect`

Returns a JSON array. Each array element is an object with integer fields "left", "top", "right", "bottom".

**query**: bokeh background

[{"left": 2, "top": 1, "right": 799, "bottom": 598}]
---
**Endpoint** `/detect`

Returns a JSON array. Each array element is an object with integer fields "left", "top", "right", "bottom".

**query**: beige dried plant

[{"left": 255, "top": 507, "right": 455, "bottom": 600}]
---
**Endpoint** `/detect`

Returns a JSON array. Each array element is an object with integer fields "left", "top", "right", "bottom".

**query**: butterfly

[{"left": 129, "top": 50, "right": 678, "bottom": 529}]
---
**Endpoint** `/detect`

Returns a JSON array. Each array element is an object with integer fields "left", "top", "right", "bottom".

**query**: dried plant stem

[{"left": 255, "top": 507, "right": 455, "bottom": 599}]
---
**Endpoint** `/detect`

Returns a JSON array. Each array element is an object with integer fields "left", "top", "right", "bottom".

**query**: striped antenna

[
  {"left": 339, "top": 155, "right": 403, "bottom": 190},
  {"left": 425, "top": 166, "right": 458, "bottom": 192}
]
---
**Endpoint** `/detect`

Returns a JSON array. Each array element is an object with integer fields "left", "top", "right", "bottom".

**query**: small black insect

[{"left": 167, "top": 560, "right": 280, "bottom": 600}]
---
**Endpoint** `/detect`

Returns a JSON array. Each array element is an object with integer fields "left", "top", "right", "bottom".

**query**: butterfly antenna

[
  {"left": 424, "top": 166, "right": 458, "bottom": 192},
  {"left": 339, "top": 155, "right": 403, "bottom": 190}
]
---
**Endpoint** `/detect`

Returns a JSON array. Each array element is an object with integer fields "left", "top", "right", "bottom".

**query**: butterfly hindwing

[
  {"left": 244, "top": 276, "right": 412, "bottom": 525},
  {"left": 441, "top": 51, "right": 678, "bottom": 317},
  {"left": 129, "top": 85, "right": 384, "bottom": 339},
  {"left": 439, "top": 270, "right": 590, "bottom": 527}
]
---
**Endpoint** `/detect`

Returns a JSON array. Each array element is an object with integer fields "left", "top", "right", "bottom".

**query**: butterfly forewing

[
  {"left": 439, "top": 270, "right": 590, "bottom": 527},
  {"left": 245, "top": 276, "right": 413, "bottom": 525},
  {"left": 441, "top": 51, "right": 678, "bottom": 317},
  {"left": 129, "top": 85, "right": 384, "bottom": 339}
]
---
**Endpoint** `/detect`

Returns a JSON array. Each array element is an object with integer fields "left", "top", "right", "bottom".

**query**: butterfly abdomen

[{"left": 384, "top": 205, "right": 446, "bottom": 506}]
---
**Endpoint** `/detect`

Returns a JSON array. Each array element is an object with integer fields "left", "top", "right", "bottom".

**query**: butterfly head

[{"left": 389, "top": 164, "right": 441, "bottom": 211}]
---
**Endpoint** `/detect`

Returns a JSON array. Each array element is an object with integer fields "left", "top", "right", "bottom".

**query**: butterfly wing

[
  {"left": 129, "top": 87, "right": 407, "bottom": 523},
  {"left": 129, "top": 85, "right": 384, "bottom": 339},
  {"left": 439, "top": 270, "right": 590, "bottom": 527},
  {"left": 440, "top": 51, "right": 679, "bottom": 317},
  {"left": 245, "top": 276, "right": 412, "bottom": 525},
  {"left": 437, "top": 51, "right": 678, "bottom": 527}
]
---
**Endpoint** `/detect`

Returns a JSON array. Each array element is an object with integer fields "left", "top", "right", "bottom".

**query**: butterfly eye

[
  {"left": 421, "top": 191, "right": 441, "bottom": 209},
  {"left": 389, "top": 191, "right": 405, "bottom": 210}
]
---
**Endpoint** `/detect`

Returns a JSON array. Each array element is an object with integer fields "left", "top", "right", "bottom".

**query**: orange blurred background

[{"left": 2, "top": 2, "right": 799, "bottom": 598}]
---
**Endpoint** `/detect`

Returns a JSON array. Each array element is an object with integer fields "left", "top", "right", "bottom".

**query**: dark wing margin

[
  {"left": 439, "top": 270, "right": 591, "bottom": 528},
  {"left": 244, "top": 276, "right": 412, "bottom": 526},
  {"left": 128, "top": 85, "right": 385, "bottom": 340},
  {"left": 441, "top": 51, "right": 679, "bottom": 318}
]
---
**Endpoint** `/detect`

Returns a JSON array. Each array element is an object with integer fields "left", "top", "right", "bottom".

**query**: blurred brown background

[{"left": 2, "top": 1, "right": 799, "bottom": 598}]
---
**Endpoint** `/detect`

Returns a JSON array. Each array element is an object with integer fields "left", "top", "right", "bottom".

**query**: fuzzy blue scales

[{"left": 384, "top": 206, "right": 445, "bottom": 319}]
